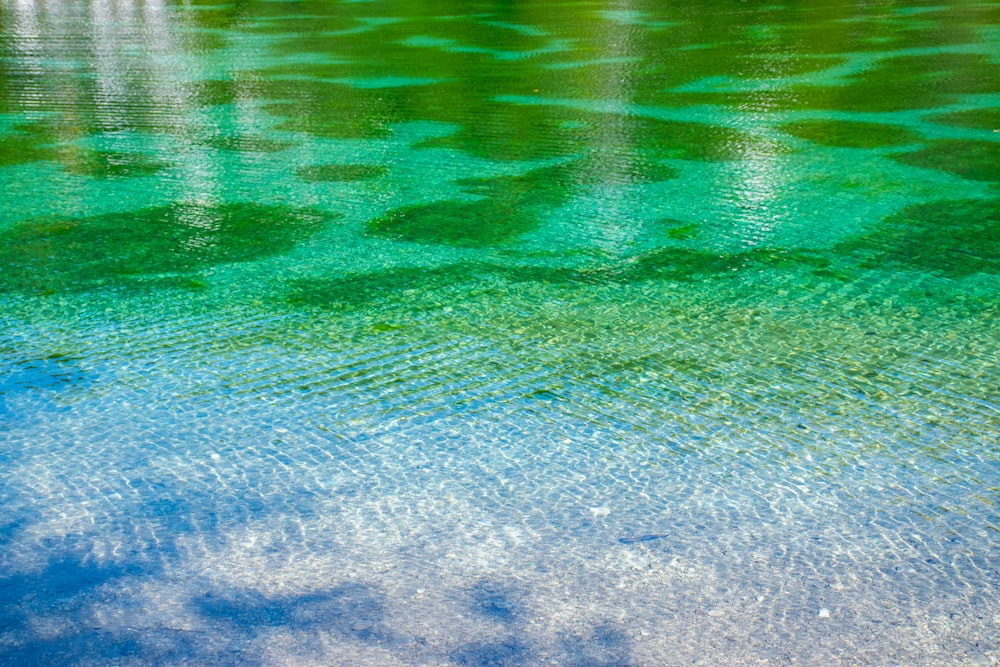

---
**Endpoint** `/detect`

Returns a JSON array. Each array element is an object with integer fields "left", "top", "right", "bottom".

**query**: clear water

[{"left": 1, "top": 0, "right": 999, "bottom": 664}]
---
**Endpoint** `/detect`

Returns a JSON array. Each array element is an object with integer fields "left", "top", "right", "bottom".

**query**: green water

[{"left": 1, "top": 0, "right": 999, "bottom": 664}]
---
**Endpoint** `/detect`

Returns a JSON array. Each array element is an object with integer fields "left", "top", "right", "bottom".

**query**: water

[{"left": 1, "top": 0, "right": 998, "bottom": 664}]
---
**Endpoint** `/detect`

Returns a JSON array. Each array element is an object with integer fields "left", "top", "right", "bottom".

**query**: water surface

[{"left": 1, "top": 0, "right": 999, "bottom": 664}]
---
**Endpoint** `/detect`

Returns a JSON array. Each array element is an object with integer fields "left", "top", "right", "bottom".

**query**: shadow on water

[
  {"left": 450, "top": 638, "right": 532, "bottom": 666},
  {"left": 449, "top": 579, "right": 633, "bottom": 666},
  {"left": 0, "top": 487, "right": 634, "bottom": 665},
  {"left": 195, "top": 582, "right": 392, "bottom": 645},
  {"left": 0, "top": 549, "right": 393, "bottom": 665},
  {"left": 560, "top": 625, "right": 634, "bottom": 667},
  {"left": 0, "top": 476, "right": 333, "bottom": 665},
  {"left": 470, "top": 580, "right": 522, "bottom": 623},
  {"left": 0, "top": 555, "right": 165, "bottom": 667},
  {"left": 0, "top": 549, "right": 636, "bottom": 665},
  {"left": 0, "top": 477, "right": 229, "bottom": 664},
  {"left": 450, "top": 627, "right": 633, "bottom": 667}
]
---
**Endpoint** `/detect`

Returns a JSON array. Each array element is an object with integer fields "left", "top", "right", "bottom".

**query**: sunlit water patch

[{"left": 1, "top": 0, "right": 999, "bottom": 665}]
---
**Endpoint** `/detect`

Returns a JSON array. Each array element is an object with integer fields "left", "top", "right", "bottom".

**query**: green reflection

[
  {"left": 286, "top": 262, "right": 576, "bottom": 308},
  {"left": 667, "top": 53, "right": 1000, "bottom": 113},
  {"left": 414, "top": 102, "right": 592, "bottom": 161},
  {"left": 365, "top": 153, "right": 677, "bottom": 248},
  {"left": 596, "top": 247, "right": 833, "bottom": 283},
  {"left": 891, "top": 140, "right": 1000, "bottom": 183},
  {"left": 296, "top": 164, "right": 389, "bottom": 182},
  {"left": 264, "top": 82, "right": 398, "bottom": 139},
  {"left": 364, "top": 162, "right": 568, "bottom": 246},
  {"left": 202, "top": 136, "right": 298, "bottom": 153},
  {"left": 287, "top": 265, "right": 463, "bottom": 308},
  {"left": 779, "top": 120, "right": 919, "bottom": 148},
  {"left": 61, "top": 149, "right": 171, "bottom": 179},
  {"left": 0, "top": 203, "right": 336, "bottom": 294},
  {"left": 791, "top": 53, "right": 1000, "bottom": 113},
  {"left": 366, "top": 199, "right": 537, "bottom": 247},
  {"left": 0, "top": 0, "right": 998, "bottom": 297},
  {"left": 925, "top": 107, "right": 1000, "bottom": 131},
  {"left": 287, "top": 243, "right": 842, "bottom": 310},
  {"left": 0, "top": 125, "right": 58, "bottom": 167},
  {"left": 425, "top": 106, "right": 786, "bottom": 163},
  {"left": 838, "top": 198, "right": 1000, "bottom": 277},
  {"left": 0, "top": 125, "right": 169, "bottom": 177}
]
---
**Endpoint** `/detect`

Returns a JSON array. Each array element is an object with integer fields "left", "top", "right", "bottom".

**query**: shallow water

[{"left": 1, "top": 0, "right": 998, "bottom": 664}]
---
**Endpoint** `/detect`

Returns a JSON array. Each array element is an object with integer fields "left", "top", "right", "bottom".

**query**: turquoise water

[{"left": 1, "top": 0, "right": 999, "bottom": 663}]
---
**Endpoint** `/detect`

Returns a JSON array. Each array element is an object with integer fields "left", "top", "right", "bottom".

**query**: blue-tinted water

[{"left": 1, "top": 0, "right": 999, "bottom": 664}]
